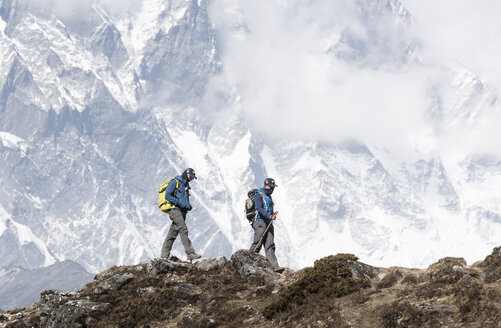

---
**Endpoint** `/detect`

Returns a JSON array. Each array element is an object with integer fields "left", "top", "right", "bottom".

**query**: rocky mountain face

[
  {"left": 1, "top": 0, "right": 501, "bottom": 311},
  {"left": 0, "top": 260, "right": 93, "bottom": 311},
  {"left": 1, "top": 247, "right": 501, "bottom": 327}
]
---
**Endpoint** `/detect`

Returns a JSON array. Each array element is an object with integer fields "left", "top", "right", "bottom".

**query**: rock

[
  {"left": 417, "top": 301, "right": 454, "bottom": 313},
  {"left": 94, "top": 273, "right": 134, "bottom": 295},
  {"left": 344, "top": 259, "right": 385, "bottom": 283},
  {"left": 453, "top": 265, "right": 479, "bottom": 277},
  {"left": 271, "top": 285, "right": 282, "bottom": 294},
  {"left": 147, "top": 258, "right": 190, "bottom": 275},
  {"left": 458, "top": 274, "right": 478, "bottom": 286},
  {"left": 164, "top": 273, "right": 182, "bottom": 282},
  {"left": 173, "top": 283, "right": 202, "bottom": 296},
  {"left": 39, "top": 290, "right": 77, "bottom": 316},
  {"left": 137, "top": 287, "right": 157, "bottom": 296},
  {"left": 45, "top": 299, "right": 110, "bottom": 328},
  {"left": 204, "top": 299, "right": 217, "bottom": 310},
  {"left": 479, "top": 246, "right": 501, "bottom": 283},
  {"left": 428, "top": 257, "right": 467, "bottom": 273},
  {"left": 195, "top": 256, "right": 228, "bottom": 271},
  {"left": 243, "top": 305, "right": 258, "bottom": 314},
  {"left": 427, "top": 257, "right": 468, "bottom": 282},
  {"left": 230, "top": 249, "right": 278, "bottom": 280}
]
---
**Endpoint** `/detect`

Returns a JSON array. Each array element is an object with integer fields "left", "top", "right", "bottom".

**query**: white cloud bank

[
  {"left": 401, "top": 0, "right": 501, "bottom": 90},
  {"left": 207, "top": 0, "right": 501, "bottom": 160},
  {"left": 25, "top": 0, "right": 501, "bottom": 156}
]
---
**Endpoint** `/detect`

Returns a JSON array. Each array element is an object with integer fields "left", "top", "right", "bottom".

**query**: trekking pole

[{"left": 253, "top": 211, "right": 278, "bottom": 252}]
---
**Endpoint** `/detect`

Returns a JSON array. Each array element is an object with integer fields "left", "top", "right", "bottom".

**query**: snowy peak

[{"left": 0, "top": 0, "right": 500, "bottom": 281}]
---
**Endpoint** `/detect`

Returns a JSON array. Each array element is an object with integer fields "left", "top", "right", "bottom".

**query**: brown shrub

[
  {"left": 401, "top": 274, "right": 421, "bottom": 285},
  {"left": 263, "top": 254, "right": 370, "bottom": 320},
  {"left": 377, "top": 269, "right": 403, "bottom": 290},
  {"left": 271, "top": 294, "right": 348, "bottom": 328},
  {"left": 379, "top": 301, "right": 440, "bottom": 328}
]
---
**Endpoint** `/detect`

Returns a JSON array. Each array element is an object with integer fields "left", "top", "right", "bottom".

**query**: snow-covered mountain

[
  {"left": 0, "top": 260, "right": 93, "bottom": 310},
  {"left": 1, "top": 0, "right": 500, "bottom": 284}
]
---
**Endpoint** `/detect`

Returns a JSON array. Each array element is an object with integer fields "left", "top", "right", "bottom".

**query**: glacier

[{"left": 0, "top": 0, "right": 500, "bottom": 284}]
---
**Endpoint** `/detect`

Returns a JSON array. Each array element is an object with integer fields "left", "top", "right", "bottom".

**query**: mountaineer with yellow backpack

[{"left": 159, "top": 168, "right": 202, "bottom": 261}]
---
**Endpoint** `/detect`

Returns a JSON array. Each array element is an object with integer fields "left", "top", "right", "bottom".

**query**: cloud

[
  {"left": 208, "top": 0, "right": 430, "bottom": 148},
  {"left": 400, "top": 0, "right": 501, "bottom": 92},
  {"left": 28, "top": 0, "right": 141, "bottom": 18},
  {"left": 207, "top": 0, "right": 501, "bottom": 161}
]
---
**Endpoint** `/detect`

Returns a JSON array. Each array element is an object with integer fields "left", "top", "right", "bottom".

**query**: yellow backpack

[{"left": 158, "top": 178, "right": 180, "bottom": 213}]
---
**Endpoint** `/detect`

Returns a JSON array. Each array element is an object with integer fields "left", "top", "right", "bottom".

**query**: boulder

[
  {"left": 45, "top": 299, "right": 110, "bottom": 328},
  {"left": 195, "top": 256, "right": 228, "bottom": 271},
  {"left": 427, "top": 257, "right": 468, "bottom": 282},
  {"left": 94, "top": 273, "right": 134, "bottom": 295},
  {"left": 39, "top": 290, "right": 77, "bottom": 316},
  {"left": 173, "top": 283, "right": 202, "bottom": 296},
  {"left": 147, "top": 258, "right": 190, "bottom": 275},
  {"left": 164, "top": 273, "right": 182, "bottom": 282},
  {"left": 452, "top": 265, "right": 479, "bottom": 278},
  {"left": 343, "top": 258, "right": 385, "bottom": 283},
  {"left": 230, "top": 249, "right": 278, "bottom": 280}
]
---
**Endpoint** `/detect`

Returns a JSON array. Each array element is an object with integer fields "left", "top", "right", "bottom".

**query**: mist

[
  {"left": 22, "top": 0, "right": 501, "bottom": 157},
  {"left": 207, "top": 0, "right": 501, "bottom": 159}
]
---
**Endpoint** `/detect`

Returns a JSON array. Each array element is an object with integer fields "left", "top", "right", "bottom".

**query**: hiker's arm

[
  {"left": 185, "top": 192, "right": 192, "bottom": 211},
  {"left": 164, "top": 180, "right": 179, "bottom": 205},
  {"left": 253, "top": 194, "right": 271, "bottom": 219}
]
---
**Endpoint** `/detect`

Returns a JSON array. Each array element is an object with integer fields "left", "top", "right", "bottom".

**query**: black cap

[
  {"left": 186, "top": 168, "right": 197, "bottom": 179},
  {"left": 264, "top": 178, "right": 277, "bottom": 187}
]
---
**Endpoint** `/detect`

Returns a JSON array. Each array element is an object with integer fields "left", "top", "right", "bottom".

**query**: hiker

[
  {"left": 249, "top": 178, "right": 282, "bottom": 272},
  {"left": 160, "top": 168, "right": 202, "bottom": 261}
]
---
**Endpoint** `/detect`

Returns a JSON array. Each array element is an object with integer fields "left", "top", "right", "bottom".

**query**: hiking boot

[
  {"left": 187, "top": 253, "right": 202, "bottom": 261},
  {"left": 274, "top": 267, "right": 285, "bottom": 273}
]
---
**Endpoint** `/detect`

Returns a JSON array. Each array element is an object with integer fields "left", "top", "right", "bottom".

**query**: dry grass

[
  {"left": 5, "top": 249, "right": 501, "bottom": 328},
  {"left": 262, "top": 254, "right": 370, "bottom": 323}
]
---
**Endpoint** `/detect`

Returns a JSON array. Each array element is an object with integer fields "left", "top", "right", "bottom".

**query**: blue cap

[{"left": 264, "top": 178, "right": 277, "bottom": 187}]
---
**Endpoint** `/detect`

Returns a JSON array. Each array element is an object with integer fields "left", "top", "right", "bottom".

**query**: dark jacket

[
  {"left": 164, "top": 175, "right": 192, "bottom": 211},
  {"left": 254, "top": 188, "right": 274, "bottom": 222}
]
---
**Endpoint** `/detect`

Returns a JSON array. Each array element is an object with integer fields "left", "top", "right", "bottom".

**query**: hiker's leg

[
  {"left": 161, "top": 212, "right": 180, "bottom": 257},
  {"left": 264, "top": 224, "right": 279, "bottom": 268},
  {"left": 170, "top": 210, "right": 195, "bottom": 255},
  {"left": 249, "top": 220, "right": 266, "bottom": 253}
]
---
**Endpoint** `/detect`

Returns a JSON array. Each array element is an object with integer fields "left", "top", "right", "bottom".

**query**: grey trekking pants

[
  {"left": 161, "top": 209, "right": 195, "bottom": 257},
  {"left": 249, "top": 219, "right": 279, "bottom": 268}
]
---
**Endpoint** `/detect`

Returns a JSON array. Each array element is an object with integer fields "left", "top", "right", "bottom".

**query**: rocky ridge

[{"left": 1, "top": 247, "right": 501, "bottom": 328}]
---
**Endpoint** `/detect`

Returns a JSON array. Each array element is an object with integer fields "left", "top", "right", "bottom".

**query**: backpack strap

[
  {"left": 173, "top": 178, "right": 180, "bottom": 193},
  {"left": 257, "top": 191, "right": 268, "bottom": 212}
]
